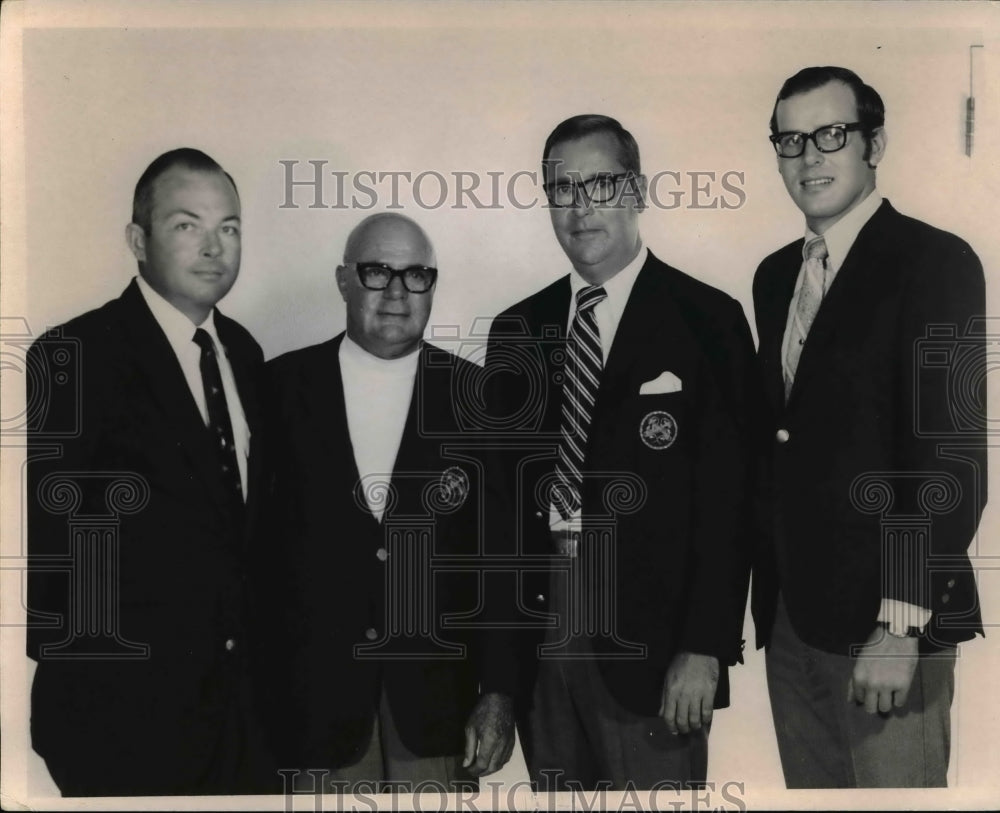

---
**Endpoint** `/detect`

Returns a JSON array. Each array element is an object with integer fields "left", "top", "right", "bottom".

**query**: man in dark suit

[
  {"left": 752, "top": 66, "right": 987, "bottom": 787},
  {"left": 256, "top": 213, "right": 515, "bottom": 793},
  {"left": 26, "top": 148, "right": 273, "bottom": 794},
  {"left": 484, "top": 115, "right": 757, "bottom": 790}
]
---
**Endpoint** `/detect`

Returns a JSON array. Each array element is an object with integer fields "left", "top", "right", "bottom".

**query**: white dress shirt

[
  {"left": 339, "top": 334, "right": 421, "bottom": 523},
  {"left": 135, "top": 275, "right": 250, "bottom": 499},
  {"left": 551, "top": 245, "right": 649, "bottom": 531}
]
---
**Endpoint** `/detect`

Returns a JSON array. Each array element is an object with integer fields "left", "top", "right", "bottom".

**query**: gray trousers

[
  {"left": 766, "top": 596, "right": 955, "bottom": 788},
  {"left": 525, "top": 563, "right": 708, "bottom": 791}
]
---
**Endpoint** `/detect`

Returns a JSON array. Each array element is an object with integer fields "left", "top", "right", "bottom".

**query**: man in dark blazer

[
  {"left": 484, "top": 115, "right": 758, "bottom": 790},
  {"left": 753, "top": 66, "right": 987, "bottom": 787},
  {"left": 255, "top": 213, "right": 515, "bottom": 793},
  {"left": 26, "top": 148, "right": 273, "bottom": 794}
]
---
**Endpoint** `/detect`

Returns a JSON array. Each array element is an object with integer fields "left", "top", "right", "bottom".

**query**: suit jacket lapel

[
  {"left": 761, "top": 248, "right": 802, "bottom": 411},
  {"left": 390, "top": 344, "right": 434, "bottom": 507},
  {"left": 309, "top": 335, "right": 368, "bottom": 505},
  {"left": 216, "top": 313, "right": 262, "bottom": 515},
  {"left": 116, "top": 281, "right": 233, "bottom": 516},
  {"left": 593, "top": 256, "right": 693, "bottom": 427},
  {"left": 788, "top": 200, "right": 896, "bottom": 401},
  {"left": 531, "top": 278, "right": 571, "bottom": 433}
]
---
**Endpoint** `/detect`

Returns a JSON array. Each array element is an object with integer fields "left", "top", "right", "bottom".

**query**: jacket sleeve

[
  {"left": 677, "top": 298, "right": 762, "bottom": 665},
  {"left": 890, "top": 235, "right": 986, "bottom": 633}
]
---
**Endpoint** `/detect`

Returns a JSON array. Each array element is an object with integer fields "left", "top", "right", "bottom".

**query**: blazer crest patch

[
  {"left": 640, "top": 410, "right": 678, "bottom": 450},
  {"left": 438, "top": 466, "right": 470, "bottom": 510}
]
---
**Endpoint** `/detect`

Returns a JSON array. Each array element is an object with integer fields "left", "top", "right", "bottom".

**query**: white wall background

[{"left": 2, "top": 1, "right": 998, "bottom": 808}]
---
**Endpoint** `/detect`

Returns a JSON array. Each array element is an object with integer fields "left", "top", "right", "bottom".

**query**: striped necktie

[
  {"left": 553, "top": 284, "right": 607, "bottom": 520},
  {"left": 783, "top": 235, "right": 829, "bottom": 400}
]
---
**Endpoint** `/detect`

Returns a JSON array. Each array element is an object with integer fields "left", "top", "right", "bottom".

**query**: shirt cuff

[
  {"left": 549, "top": 503, "right": 582, "bottom": 532},
  {"left": 877, "top": 598, "right": 932, "bottom": 635}
]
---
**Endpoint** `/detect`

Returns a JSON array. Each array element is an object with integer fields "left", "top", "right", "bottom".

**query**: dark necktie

[
  {"left": 553, "top": 285, "right": 607, "bottom": 521},
  {"left": 192, "top": 328, "right": 244, "bottom": 509},
  {"left": 783, "top": 235, "right": 829, "bottom": 400}
]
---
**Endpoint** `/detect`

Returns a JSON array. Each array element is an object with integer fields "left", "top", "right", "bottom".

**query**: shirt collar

[
  {"left": 568, "top": 243, "right": 647, "bottom": 314},
  {"left": 340, "top": 332, "right": 422, "bottom": 377},
  {"left": 805, "top": 189, "right": 882, "bottom": 273},
  {"left": 135, "top": 274, "right": 221, "bottom": 350}
]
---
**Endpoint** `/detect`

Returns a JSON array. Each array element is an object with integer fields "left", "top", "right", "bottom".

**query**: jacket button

[
  {"left": 946, "top": 578, "right": 956, "bottom": 589},
  {"left": 941, "top": 594, "right": 950, "bottom": 604},
  {"left": 224, "top": 638, "right": 236, "bottom": 652},
  {"left": 535, "top": 593, "right": 546, "bottom": 603},
  {"left": 376, "top": 548, "right": 388, "bottom": 562},
  {"left": 776, "top": 429, "right": 790, "bottom": 443},
  {"left": 365, "top": 628, "right": 378, "bottom": 641},
  {"left": 535, "top": 511, "right": 544, "bottom": 519}
]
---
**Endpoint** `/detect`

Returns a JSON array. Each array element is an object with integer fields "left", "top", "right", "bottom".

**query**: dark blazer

[
  {"left": 484, "top": 251, "right": 759, "bottom": 716},
  {"left": 254, "top": 334, "right": 516, "bottom": 769},
  {"left": 752, "top": 199, "right": 987, "bottom": 655},
  {"left": 26, "top": 279, "right": 269, "bottom": 795}
]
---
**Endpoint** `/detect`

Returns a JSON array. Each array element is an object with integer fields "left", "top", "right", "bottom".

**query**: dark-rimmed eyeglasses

[
  {"left": 769, "top": 123, "right": 867, "bottom": 158},
  {"left": 544, "top": 172, "right": 637, "bottom": 208},
  {"left": 348, "top": 262, "right": 438, "bottom": 293}
]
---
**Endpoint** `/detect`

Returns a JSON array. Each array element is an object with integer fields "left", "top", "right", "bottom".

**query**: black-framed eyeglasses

[
  {"left": 544, "top": 172, "right": 637, "bottom": 208},
  {"left": 769, "top": 122, "right": 867, "bottom": 158},
  {"left": 349, "top": 262, "right": 438, "bottom": 293}
]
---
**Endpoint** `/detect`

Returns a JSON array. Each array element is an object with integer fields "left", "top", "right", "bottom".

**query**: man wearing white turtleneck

[
  {"left": 339, "top": 333, "right": 420, "bottom": 523},
  {"left": 256, "top": 213, "right": 515, "bottom": 794}
]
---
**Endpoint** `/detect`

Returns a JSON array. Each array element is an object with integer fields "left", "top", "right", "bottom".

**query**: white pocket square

[{"left": 639, "top": 371, "right": 683, "bottom": 395}]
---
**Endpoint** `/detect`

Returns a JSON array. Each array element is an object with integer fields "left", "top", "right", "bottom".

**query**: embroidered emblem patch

[
  {"left": 640, "top": 411, "right": 678, "bottom": 450},
  {"left": 439, "top": 466, "right": 470, "bottom": 509}
]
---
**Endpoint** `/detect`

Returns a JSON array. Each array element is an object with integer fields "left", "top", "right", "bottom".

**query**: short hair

[
  {"left": 131, "top": 148, "right": 238, "bottom": 233},
  {"left": 769, "top": 66, "right": 885, "bottom": 139},
  {"left": 542, "top": 114, "right": 641, "bottom": 179}
]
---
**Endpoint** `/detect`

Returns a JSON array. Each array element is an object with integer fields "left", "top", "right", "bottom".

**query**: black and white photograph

[{"left": 1, "top": 1, "right": 997, "bottom": 809}]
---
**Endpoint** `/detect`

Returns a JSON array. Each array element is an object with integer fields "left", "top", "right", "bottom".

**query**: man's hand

[
  {"left": 659, "top": 651, "right": 719, "bottom": 735},
  {"left": 847, "top": 626, "right": 919, "bottom": 714},
  {"left": 462, "top": 692, "right": 514, "bottom": 777}
]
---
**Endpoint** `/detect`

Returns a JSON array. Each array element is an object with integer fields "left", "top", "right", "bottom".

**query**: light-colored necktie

[
  {"left": 783, "top": 235, "right": 829, "bottom": 400},
  {"left": 553, "top": 285, "right": 607, "bottom": 520}
]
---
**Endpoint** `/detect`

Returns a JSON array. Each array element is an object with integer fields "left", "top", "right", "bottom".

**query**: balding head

[
  {"left": 336, "top": 213, "right": 438, "bottom": 360},
  {"left": 343, "top": 213, "right": 436, "bottom": 268}
]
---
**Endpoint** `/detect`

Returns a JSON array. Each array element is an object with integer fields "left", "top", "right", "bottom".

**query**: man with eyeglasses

[
  {"left": 484, "top": 115, "right": 758, "bottom": 790},
  {"left": 752, "top": 66, "right": 986, "bottom": 787},
  {"left": 255, "top": 213, "right": 515, "bottom": 792}
]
